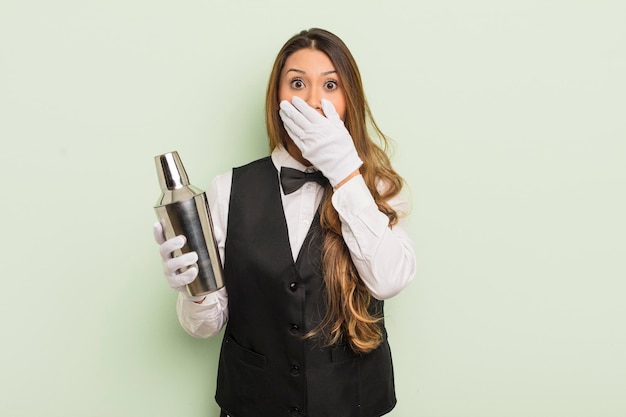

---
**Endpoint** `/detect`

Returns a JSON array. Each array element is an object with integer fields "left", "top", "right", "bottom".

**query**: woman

[{"left": 154, "top": 28, "right": 416, "bottom": 417}]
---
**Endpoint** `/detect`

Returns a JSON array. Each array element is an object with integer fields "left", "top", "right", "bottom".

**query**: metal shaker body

[{"left": 154, "top": 151, "right": 224, "bottom": 296}]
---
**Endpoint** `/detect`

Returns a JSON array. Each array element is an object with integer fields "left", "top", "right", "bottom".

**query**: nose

[{"left": 305, "top": 89, "right": 322, "bottom": 112}]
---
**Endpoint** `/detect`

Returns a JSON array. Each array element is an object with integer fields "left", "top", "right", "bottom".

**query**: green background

[{"left": 1, "top": 1, "right": 624, "bottom": 416}]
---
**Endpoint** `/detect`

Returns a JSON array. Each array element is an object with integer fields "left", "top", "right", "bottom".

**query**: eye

[
  {"left": 290, "top": 78, "right": 305, "bottom": 89},
  {"left": 324, "top": 80, "right": 338, "bottom": 91}
]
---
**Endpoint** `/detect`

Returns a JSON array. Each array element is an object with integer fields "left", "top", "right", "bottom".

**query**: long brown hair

[{"left": 265, "top": 28, "right": 404, "bottom": 353}]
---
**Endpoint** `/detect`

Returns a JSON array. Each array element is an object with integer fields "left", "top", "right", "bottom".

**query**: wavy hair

[{"left": 265, "top": 28, "right": 404, "bottom": 353}]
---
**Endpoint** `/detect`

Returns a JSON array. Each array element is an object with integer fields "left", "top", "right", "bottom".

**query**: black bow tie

[{"left": 280, "top": 166, "right": 328, "bottom": 195}]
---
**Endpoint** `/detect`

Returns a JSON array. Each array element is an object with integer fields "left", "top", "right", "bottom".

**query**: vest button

[
  {"left": 289, "top": 323, "right": 300, "bottom": 335},
  {"left": 289, "top": 407, "right": 300, "bottom": 416},
  {"left": 290, "top": 364, "right": 300, "bottom": 376},
  {"left": 289, "top": 282, "right": 298, "bottom": 291}
]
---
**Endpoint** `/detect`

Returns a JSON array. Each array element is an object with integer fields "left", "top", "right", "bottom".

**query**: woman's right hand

[{"left": 152, "top": 221, "right": 205, "bottom": 302}]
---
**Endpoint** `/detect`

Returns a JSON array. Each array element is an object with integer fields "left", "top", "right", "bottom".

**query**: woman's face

[{"left": 278, "top": 48, "right": 347, "bottom": 120}]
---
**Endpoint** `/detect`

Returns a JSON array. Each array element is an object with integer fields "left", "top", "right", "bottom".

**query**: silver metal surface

[{"left": 154, "top": 151, "right": 224, "bottom": 296}]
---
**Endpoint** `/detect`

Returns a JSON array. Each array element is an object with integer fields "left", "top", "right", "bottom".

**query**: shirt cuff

[
  {"left": 331, "top": 175, "right": 389, "bottom": 238},
  {"left": 176, "top": 288, "right": 227, "bottom": 335}
]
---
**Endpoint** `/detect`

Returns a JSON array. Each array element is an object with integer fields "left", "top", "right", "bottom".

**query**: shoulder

[
  {"left": 208, "top": 169, "right": 232, "bottom": 206},
  {"left": 210, "top": 169, "right": 233, "bottom": 190},
  {"left": 209, "top": 155, "right": 273, "bottom": 201},
  {"left": 233, "top": 156, "right": 272, "bottom": 172}
]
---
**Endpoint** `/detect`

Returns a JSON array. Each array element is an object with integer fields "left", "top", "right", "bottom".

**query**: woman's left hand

[{"left": 279, "top": 96, "right": 362, "bottom": 187}]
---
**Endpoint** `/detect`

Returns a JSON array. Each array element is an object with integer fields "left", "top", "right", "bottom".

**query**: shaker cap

[{"left": 155, "top": 151, "right": 189, "bottom": 191}]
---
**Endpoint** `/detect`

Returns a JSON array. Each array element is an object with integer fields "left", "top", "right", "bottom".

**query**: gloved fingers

[
  {"left": 184, "top": 292, "right": 207, "bottom": 303},
  {"left": 279, "top": 109, "right": 306, "bottom": 139},
  {"left": 280, "top": 99, "right": 314, "bottom": 128},
  {"left": 167, "top": 266, "right": 198, "bottom": 290},
  {"left": 321, "top": 99, "right": 342, "bottom": 123},
  {"left": 159, "top": 235, "right": 186, "bottom": 260},
  {"left": 281, "top": 119, "right": 308, "bottom": 155},
  {"left": 290, "top": 96, "right": 326, "bottom": 123},
  {"left": 164, "top": 251, "right": 198, "bottom": 275},
  {"left": 153, "top": 221, "right": 166, "bottom": 245}
]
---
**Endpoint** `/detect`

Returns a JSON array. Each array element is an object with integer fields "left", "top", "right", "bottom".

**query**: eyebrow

[{"left": 285, "top": 68, "right": 337, "bottom": 76}]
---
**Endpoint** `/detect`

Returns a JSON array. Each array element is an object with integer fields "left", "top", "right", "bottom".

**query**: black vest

[{"left": 216, "top": 157, "right": 396, "bottom": 417}]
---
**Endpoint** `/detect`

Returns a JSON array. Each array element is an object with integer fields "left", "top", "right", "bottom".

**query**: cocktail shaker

[{"left": 154, "top": 151, "right": 224, "bottom": 296}]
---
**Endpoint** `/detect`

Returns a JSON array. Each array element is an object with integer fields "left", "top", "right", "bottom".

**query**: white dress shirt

[{"left": 176, "top": 146, "right": 416, "bottom": 338}]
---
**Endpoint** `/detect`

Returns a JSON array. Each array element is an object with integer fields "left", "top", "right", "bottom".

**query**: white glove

[
  {"left": 279, "top": 96, "right": 362, "bottom": 187},
  {"left": 152, "top": 221, "right": 205, "bottom": 302}
]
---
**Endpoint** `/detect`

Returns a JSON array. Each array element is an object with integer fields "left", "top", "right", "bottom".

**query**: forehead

[{"left": 282, "top": 48, "right": 336, "bottom": 74}]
